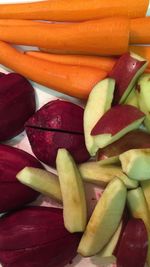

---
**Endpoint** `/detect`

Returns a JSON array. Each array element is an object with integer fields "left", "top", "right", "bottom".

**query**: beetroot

[
  {"left": 0, "top": 72, "right": 35, "bottom": 141},
  {"left": 0, "top": 206, "right": 81, "bottom": 267},
  {"left": 25, "top": 100, "right": 90, "bottom": 167},
  {"left": 0, "top": 144, "right": 43, "bottom": 213}
]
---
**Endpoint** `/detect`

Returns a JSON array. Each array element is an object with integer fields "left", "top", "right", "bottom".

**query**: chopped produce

[
  {"left": 127, "top": 188, "right": 150, "bottom": 266},
  {"left": 84, "top": 78, "right": 115, "bottom": 156},
  {"left": 0, "top": 18, "right": 129, "bottom": 55},
  {"left": 0, "top": 72, "right": 35, "bottom": 141},
  {"left": 124, "top": 87, "right": 139, "bottom": 107},
  {"left": 130, "top": 45, "right": 150, "bottom": 68},
  {"left": 115, "top": 218, "right": 148, "bottom": 267},
  {"left": 77, "top": 178, "right": 126, "bottom": 256},
  {"left": 0, "top": 0, "right": 147, "bottom": 21},
  {"left": 141, "top": 180, "right": 150, "bottom": 212},
  {"left": 109, "top": 52, "right": 148, "bottom": 104},
  {"left": 0, "top": 41, "right": 106, "bottom": 99},
  {"left": 130, "top": 18, "right": 150, "bottom": 44},
  {"left": 56, "top": 149, "right": 87, "bottom": 233},
  {"left": 120, "top": 148, "right": 150, "bottom": 180},
  {"left": 91, "top": 105, "right": 145, "bottom": 148},
  {"left": 0, "top": 144, "right": 43, "bottom": 213},
  {"left": 0, "top": 206, "right": 81, "bottom": 267},
  {"left": 25, "top": 100, "right": 90, "bottom": 167},
  {"left": 78, "top": 161, "right": 138, "bottom": 189},
  {"left": 135, "top": 73, "right": 150, "bottom": 131},
  {"left": 98, "top": 130, "right": 150, "bottom": 161},
  {"left": 26, "top": 51, "right": 116, "bottom": 72},
  {"left": 16, "top": 167, "right": 62, "bottom": 202}
]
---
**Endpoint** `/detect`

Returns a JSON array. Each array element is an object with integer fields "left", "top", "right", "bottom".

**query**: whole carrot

[
  {"left": 26, "top": 51, "right": 117, "bottom": 72},
  {"left": 0, "top": 0, "right": 148, "bottom": 21},
  {"left": 130, "top": 18, "right": 150, "bottom": 44},
  {"left": 0, "top": 17, "right": 129, "bottom": 56},
  {"left": 0, "top": 41, "right": 107, "bottom": 99}
]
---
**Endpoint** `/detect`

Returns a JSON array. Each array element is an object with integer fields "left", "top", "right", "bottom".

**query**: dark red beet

[
  {"left": 0, "top": 206, "right": 81, "bottom": 267},
  {"left": 115, "top": 218, "right": 148, "bottom": 267},
  {"left": 26, "top": 127, "right": 90, "bottom": 168},
  {"left": 0, "top": 144, "right": 43, "bottom": 213},
  {"left": 91, "top": 105, "right": 144, "bottom": 136},
  {"left": 0, "top": 72, "right": 36, "bottom": 141},
  {"left": 25, "top": 100, "right": 90, "bottom": 167}
]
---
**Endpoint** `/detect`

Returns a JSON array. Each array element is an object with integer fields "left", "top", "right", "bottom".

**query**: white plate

[{"left": 0, "top": 1, "right": 149, "bottom": 267}]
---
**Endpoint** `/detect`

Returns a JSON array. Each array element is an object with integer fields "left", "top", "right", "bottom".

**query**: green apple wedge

[
  {"left": 79, "top": 161, "right": 138, "bottom": 189},
  {"left": 135, "top": 73, "right": 150, "bottom": 132},
  {"left": 84, "top": 78, "right": 115, "bottom": 156},
  {"left": 16, "top": 167, "right": 62, "bottom": 202},
  {"left": 124, "top": 87, "right": 139, "bottom": 108},
  {"left": 127, "top": 187, "right": 150, "bottom": 267},
  {"left": 119, "top": 148, "right": 150, "bottom": 180},
  {"left": 56, "top": 149, "right": 87, "bottom": 233},
  {"left": 77, "top": 178, "right": 126, "bottom": 257},
  {"left": 141, "top": 180, "right": 150, "bottom": 212}
]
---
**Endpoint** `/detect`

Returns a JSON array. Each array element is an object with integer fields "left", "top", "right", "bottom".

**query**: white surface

[{"left": 0, "top": 1, "right": 149, "bottom": 267}]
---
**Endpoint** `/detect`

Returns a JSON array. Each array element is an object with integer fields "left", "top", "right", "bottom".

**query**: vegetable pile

[{"left": 0, "top": 0, "right": 150, "bottom": 267}]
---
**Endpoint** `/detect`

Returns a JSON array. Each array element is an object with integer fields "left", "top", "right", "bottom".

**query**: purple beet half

[
  {"left": 25, "top": 99, "right": 84, "bottom": 133},
  {"left": 0, "top": 72, "right": 36, "bottom": 141},
  {"left": 0, "top": 144, "right": 43, "bottom": 213},
  {"left": 0, "top": 206, "right": 81, "bottom": 267},
  {"left": 26, "top": 127, "right": 90, "bottom": 168},
  {"left": 25, "top": 100, "right": 90, "bottom": 167}
]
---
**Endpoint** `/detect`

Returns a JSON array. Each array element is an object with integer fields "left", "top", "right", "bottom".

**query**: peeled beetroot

[
  {"left": 25, "top": 100, "right": 90, "bottom": 167},
  {"left": 0, "top": 144, "right": 43, "bottom": 213},
  {"left": 0, "top": 72, "right": 35, "bottom": 141},
  {"left": 0, "top": 206, "right": 81, "bottom": 267}
]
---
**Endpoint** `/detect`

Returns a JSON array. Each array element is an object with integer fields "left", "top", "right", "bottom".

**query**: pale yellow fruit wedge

[
  {"left": 56, "top": 149, "right": 87, "bottom": 233},
  {"left": 79, "top": 161, "right": 138, "bottom": 189},
  {"left": 141, "top": 180, "right": 150, "bottom": 212},
  {"left": 127, "top": 187, "right": 150, "bottom": 266},
  {"left": 77, "top": 178, "right": 126, "bottom": 257},
  {"left": 16, "top": 167, "right": 62, "bottom": 202}
]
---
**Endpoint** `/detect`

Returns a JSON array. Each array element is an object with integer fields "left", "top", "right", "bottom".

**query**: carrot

[
  {"left": 26, "top": 51, "right": 117, "bottom": 72},
  {"left": 0, "top": 41, "right": 107, "bottom": 99},
  {"left": 129, "top": 46, "right": 150, "bottom": 68},
  {"left": 0, "top": 17, "right": 129, "bottom": 56},
  {"left": 0, "top": 0, "right": 148, "bottom": 21},
  {"left": 130, "top": 18, "right": 150, "bottom": 44},
  {"left": 0, "top": 19, "right": 69, "bottom": 26},
  {"left": 145, "top": 68, "right": 150, "bottom": 74}
]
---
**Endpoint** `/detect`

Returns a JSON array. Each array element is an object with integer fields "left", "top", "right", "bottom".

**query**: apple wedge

[
  {"left": 116, "top": 218, "right": 148, "bottom": 267},
  {"left": 79, "top": 161, "right": 138, "bottom": 189},
  {"left": 124, "top": 87, "right": 139, "bottom": 108},
  {"left": 56, "top": 149, "right": 87, "bottom": 233},
  {"left": 120, "top": 148, "right": 150, "bottom": 180},
  {"left": 141, "top": 180, "right": 150, "bottom": 212},
  {"left": 127, "top": 187, "right": 150, "bottom": 267},
  {"left": 16, "top": 167, "right": 62, "bottom": 202},
  {"left": 77, "top": 178, "right": 126, "bottom": 257},
  {"left": 109, "top": 52, "right": 148, "bottom": 104},
  {"left": 135, "top": 73, "right": 150, "bottom": 132},
  {"left": 84, "top": 78, "right": 115, "bottom": 156},
  {"left": 91, "top": 105, "right": 145, "bottom": 149},
  {"left": 97, "top": 130, "right": 150, "bottom": 161}
]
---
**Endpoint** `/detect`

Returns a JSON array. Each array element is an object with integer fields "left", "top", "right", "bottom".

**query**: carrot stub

[
  {"left": 26, "top": 51, "right": 117, "bottom": 72},
  {"left": 0, "top": 41, "right": 107, "bottom": 99},
  {"left": 0, "top": 17, "right": 130, "bottom": 56},
  {"left": 0, "top": 0, "right": 148, "bottom": 21},
  {"left": 130, "top": 18, "right": 150, "bottom": 44}
]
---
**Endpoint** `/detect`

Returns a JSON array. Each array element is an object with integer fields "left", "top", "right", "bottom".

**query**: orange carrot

[
  {"left": 0, "top": 19, "right": 68, "bottom": 26},
  {"left": 0, "top": 17, "right": 129, "bottom": 56},
  {"left": 26, "top": 51, "right": 117, "bottom": 72},
  {"left": 145, "top": 68, "right": 150, "bottom": 74},
  {"left": 129, "top": 46, "right": 150, "bottom": 68},
  {"left": 0, "top": 0, "right": 148, "bottom": 21},
  {"left": 130, "top": 18, "right": 150, "bottom": 44},
  {"left": 0, "top": 41, "right": 107, "bottom": 99}
]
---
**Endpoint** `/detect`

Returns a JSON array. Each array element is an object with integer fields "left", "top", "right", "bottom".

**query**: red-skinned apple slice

[
  {"left": 124, "top": 87, "right": 139, "bottom": 108},
  {"left": 109, "top": 52, "right": 148, "bottom": 104},
  {"left": 91, "top": 105, "right": 145, "bottom": 149},
  {"left": 97, "top": 130, "right": 150, "bottom": 161},
  {"left": 116, "top": 218, "right": 148, "bottom": 267}
]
